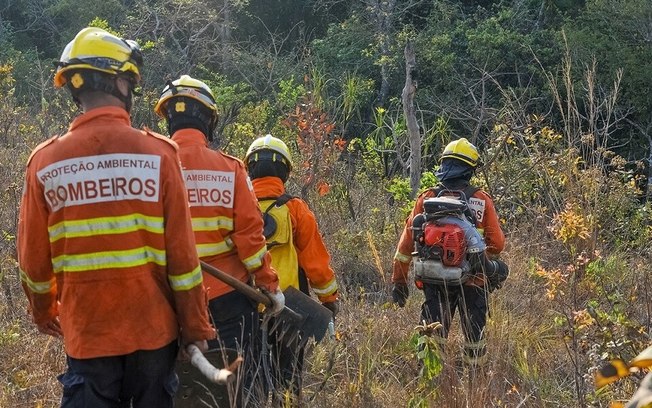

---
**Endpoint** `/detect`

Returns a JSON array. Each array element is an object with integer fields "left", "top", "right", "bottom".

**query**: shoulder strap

[
  {"left": 429, "top": 185, "right": 442, "bottom": 198},
  {"left": 430, "top": 184, "right": 479, "bottom": 225},
  {"left": 461, "top": 186, "right": 480, "bottom": 225},
  {"left": 275, "top": 193, "right": 294, "bottom": 206},
  {"left": 260, "top": 193, "right": 294, "bottom": 215},
  {"left": 462, "top": 186, "right": 480, "bottom": 202}
]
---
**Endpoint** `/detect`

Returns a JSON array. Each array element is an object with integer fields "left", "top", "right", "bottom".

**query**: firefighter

[
  {"left": 18, "top": 28, "right": 215, "bottom": 408},
  {"left": 154, "top": 75, "right": 284, "bottom": 405},
  {"left": 244, "top": 135, "right": 340, "bottom": 405},
  {"left": 391, "top": 138, "right": 508, "bottom": 368}
]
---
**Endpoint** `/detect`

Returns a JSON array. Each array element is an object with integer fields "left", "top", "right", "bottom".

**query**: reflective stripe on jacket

[
  {"left": 171, "top": 129, "right": 278, "bottom": 300},
  {"left": 391, "top": 186, "right": 505, "bottom": 285},
  {"left": 252, "top": 177, "right": 338, "bottom": 303},
  {"left": 18, "top": 107, "right": 214, "bottom": 359}
]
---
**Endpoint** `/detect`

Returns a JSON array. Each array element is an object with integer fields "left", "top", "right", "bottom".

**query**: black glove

[
  {"left": 486, "top": 259, "right": 509, "bottom": 292},
  {"left": 322, "top": 300, "right": 340, "bottom": 319},
  {"left": 392, "top": 282, "right": 409, "bottom": 307}
]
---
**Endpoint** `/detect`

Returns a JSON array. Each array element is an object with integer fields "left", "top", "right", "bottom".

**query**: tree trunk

[
  {"left": 368, "top": 0, "right": 396, "bottom": 107},
  {"left": 402, "top": 40, "right": 421, "bottom": 198},
  {"left": 219, "top": 0, "right": 233, "bottom": 67}
]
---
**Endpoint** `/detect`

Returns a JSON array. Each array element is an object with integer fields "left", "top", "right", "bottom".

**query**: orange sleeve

[
  {"left": 288, "top": 199, "right": 338, "bottom": 303},
  {"left": 161, "top": 151, "right": 215, "bottom": 344},
  {"left": 391, "top": 193, "right": 429, "bottom": 284},
  {"left": 474, "top": 191, "right": 505, "bottom": 255},
  {"left": 230, "top": 161, "right": 279, "bottom": 292},
  {"left": 18, "top": 158, "right": 58, "bottom": 326}
]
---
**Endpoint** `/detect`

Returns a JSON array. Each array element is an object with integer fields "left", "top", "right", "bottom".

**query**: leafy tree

[{"left": 564, "top": 0, "right": 652, "bottom": 161}]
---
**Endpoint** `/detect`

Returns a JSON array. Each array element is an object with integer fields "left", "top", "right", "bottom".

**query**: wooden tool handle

[
  {"left": 199, "top": 261, "right": 304, "bottom": 322},
  {"left": 187, "top": 344, "right": 233, "bottom": 384},
  {"left": 200, "top": 261, "right": 271, "bottom": 306}
]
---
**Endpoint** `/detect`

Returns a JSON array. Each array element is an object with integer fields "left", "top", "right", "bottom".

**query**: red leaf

[{"left": 317, "top": 181, "right": 331, "bottom": 196}]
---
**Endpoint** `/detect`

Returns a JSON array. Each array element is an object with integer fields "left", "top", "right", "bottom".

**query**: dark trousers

[
  {"left": 268, "top": 272, "right": 310, "bottom": 406},
  {"left": 208, "top": 290, "right": 264, "bottom": 406},
  {"left": 59, "top": 340, "right": 178, "bottom": 408},
  {"left": 269, "top": 327, "right": 305, "bottom": 406},
  {"left": 421, "top": 283, "right": 488, "bottom": 365}
]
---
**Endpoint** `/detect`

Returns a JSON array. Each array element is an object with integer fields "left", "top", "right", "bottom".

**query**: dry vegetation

[{"left": 1, "top": 59, "right": 651, "bottom": 407}]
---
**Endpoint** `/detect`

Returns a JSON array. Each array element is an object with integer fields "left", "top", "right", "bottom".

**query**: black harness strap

[
  {"left": 259, "top": 193, "right": 294, "bottom": 214},
  {"left": 260, "top": 193, "right": 295, "bottom": 240}
]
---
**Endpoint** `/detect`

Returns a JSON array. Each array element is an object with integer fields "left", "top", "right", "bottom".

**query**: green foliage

[
  {"left": 31, "top": 0, "right": 126, "bottom": 56},
  {"left": 196, "top": 69, "right": 255, "bottom": 109},
  {"left": 466, "top": 9, "right": 533, "bottom": 73},
  {"left": 312, "top": 14, "right": 376, "bottom": 81},
  {"left": 564, "top": 0, "right": 652, "bottom": 122},
  {"left": 409, "top": 332, "right": 444, "bottom": 383},
  {"left": 0, "top": 322, "right": 20, "bottom": 346},
  {"left": 87, "top": 17, "right": 120, "bottom": 36},
  {"left": 386, "top": 171, "right": 439, "bottom": 218},
  {"left": 277, "top": 77, "right": 306, "bottom": 112},
  {"left": 388, "top": 171, "right": 439, "bottom": 203},
  {"left": 347, "top": 138, "right": 386, "bottom": 180},
  {"left": 221, "top": 100, "right": 274, "bottom": 157},
  {"left": 419, "top": 172, "right": 438, "bottom": 191},
  {"left": 340, "top": 72, "right": 375, "bottom": 125},
  {"left": 2, "top": 1, "right": 652, "bottom": 406},
  {"left": 387, "top": 177, "right": 412, "bottom": 203}
]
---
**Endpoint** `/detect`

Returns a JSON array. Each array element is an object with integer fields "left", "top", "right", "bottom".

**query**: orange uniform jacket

[
  {"left": 392, "top": 187, "right": 505, "bottom": 286},
  {"left": 171, "top": 129, "right": 278, "bottom": 300},
  {"left": 252, "top": 177, "right": 338, "bottom": 303},
  {"left": 18, "top": 107, "right": 215, "bottom": 359}
]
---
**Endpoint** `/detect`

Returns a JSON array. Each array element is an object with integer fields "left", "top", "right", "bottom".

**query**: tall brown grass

[{"left": 1, "top": 51, "right": 651, "bottom": 407}]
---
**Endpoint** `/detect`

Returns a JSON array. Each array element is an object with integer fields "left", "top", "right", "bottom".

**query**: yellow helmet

[
  {"left": 245, "top": 135, "right": 293, "bottom": 171},
  {"left": 153, "top": 75, "right": 218, "bottom": 120},
  {"left": 54, "top": 27, "right": 142, "bottom": 88},
  {"left": 441, "top": 138, "right": 480, "bottom": 167}
]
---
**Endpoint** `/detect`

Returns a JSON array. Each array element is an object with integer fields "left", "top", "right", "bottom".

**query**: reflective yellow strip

[
  {"left": 242, "top": 246, "right": 267, "bottom": 271},
  {"left": 477, "top": 228, "right": 485, "bottom": 237},
  {"left": 464, "top": 339, "right": 487, "bottom": 354},
  {"left": 463, "top": 338, "right": 488, "bottom": 366},
  {"left": 48, "top": 214, "right": 164, "bottom": 243},
  {"left": 463, "top": 352, "right": 488, "bottom": 366},
  {"left": 168, "top": 265, "right": 203, "bottom": 291},
  {"left": 394, "top": 250, "right": 412, "bottom": 263},
  {"left": 19, "top": 269, "right": 55, "bottom": 294},
  {"left": 312, "top": 278, "right": 338, "bottom": 296},
  {"left": 191, "top": 216, "right": 234, "bottom": 232},
  {"left": 463, "top": 339, "right": 487, "bottom": 351},
  {"left": 51, "top": 246, "right": 167, "bottom": 272},
  {"left": 196, "top": 238, "right": 233, "bottom": 258}
]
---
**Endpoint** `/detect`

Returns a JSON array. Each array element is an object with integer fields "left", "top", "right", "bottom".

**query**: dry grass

[
  {"left": 1, "top": 60, "right": 650, "bottom": 407},
  {"left": 2, "top": 144, "right": 649, "bottom": 408},
  {"left": 0, "top": 276, "right": 66, "bottom": 408},
  {"left": 2, "top": 176, "right": 648, "bottom": 407}
]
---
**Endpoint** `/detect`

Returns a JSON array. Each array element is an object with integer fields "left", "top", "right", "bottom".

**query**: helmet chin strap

[
  {"left": 111, "top": 76, "right": 135, "bottom": 112},
  {"left": 123, "top": 87, "right": 134, "bottom": 113}
]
